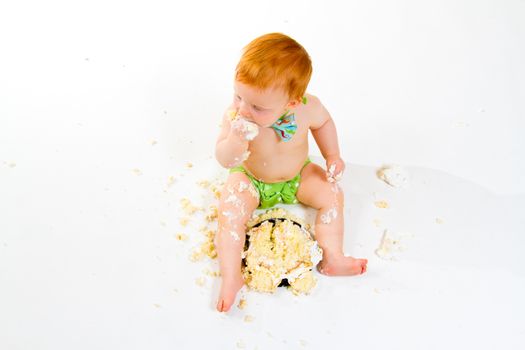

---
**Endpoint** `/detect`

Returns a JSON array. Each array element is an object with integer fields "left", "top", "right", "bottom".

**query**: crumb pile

[
  {"left": 375, "top": 229, "right": 413, "bottom": 261},
  {"left": 242, "top": 208, "right": 323, "bottom": 295},
  {"left": 377, "top": 165, "right": 409, "bottom": 188}
]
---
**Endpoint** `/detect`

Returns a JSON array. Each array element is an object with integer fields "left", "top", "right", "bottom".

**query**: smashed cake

[{"left": 242, "top": 208, "right": 323, "bottom": 295}]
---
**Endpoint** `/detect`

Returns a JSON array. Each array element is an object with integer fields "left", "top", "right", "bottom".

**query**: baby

[{"left": 215, "top": 33, "right": 368, "bottom": 312}]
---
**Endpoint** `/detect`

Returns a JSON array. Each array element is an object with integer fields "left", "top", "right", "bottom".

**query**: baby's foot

[
  {"left": 317, "top": 256, "right": 368, "bottom": 276},
  {"left": 216, "top": 274, "right": 244, "bottom": 312}
]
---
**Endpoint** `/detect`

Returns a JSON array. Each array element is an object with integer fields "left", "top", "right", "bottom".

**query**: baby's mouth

[
  {"left": 238, "top": 114, "right": 254, "bottom": 123},
  {"left": 239, "top": 115, "right": 262, "bottom": 127}
]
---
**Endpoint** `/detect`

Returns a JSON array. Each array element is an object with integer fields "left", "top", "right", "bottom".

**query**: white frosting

[
  {"left": 282, "top": 265, "right": 310, "bottom": 282},
  {"left": 240, "top": 150, "right": 251, "bottom": 162},
  {"left": 230, "top": 231, "right": 240, "bottom": 241},
  {"left": 309, "top": 241, "right": 323, "bottom": 265},
  {"left": 321, "top": 208, "right": 338, "bottom": 224},
  {"left": 232, "top": 116, "right": 259, "bottom": 141},
  {"left": 377, "top": 165, "right": 409, "bottom": 188},
  {"left": 225, "top": 194, "right": 241, "bottom": 206},
  {"left": 375, "top": 230, "right": 412, "bottom": 260},
  {"left": 238, "top": 182, "right": 249, "bottom": 192},
  {"left": 327, "top": 164, "right": 343, "bottom": 182}
]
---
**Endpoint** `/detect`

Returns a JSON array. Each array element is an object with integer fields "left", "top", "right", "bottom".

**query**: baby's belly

[{"left": 243, "top": 147, "right": 309, "bottom": 183}]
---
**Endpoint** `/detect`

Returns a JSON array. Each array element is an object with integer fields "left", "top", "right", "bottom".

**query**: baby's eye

[
  {"left": 235, "top": 95, "right": 241, "bottom": 101},
  {"left": 253, "top": 105, "right": 262, "bottom": 111}
]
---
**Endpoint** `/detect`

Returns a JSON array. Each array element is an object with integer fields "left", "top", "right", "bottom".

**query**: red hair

[{"left": 236, "top": 33, "right": 312, "bottom": 100}]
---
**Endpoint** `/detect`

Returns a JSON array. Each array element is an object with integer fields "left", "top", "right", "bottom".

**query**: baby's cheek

[
  {"left": 257, "top": 120, "right": 273, "bottom": 128},
  {"left": 258, "top": 115, "right": 278, "bottom": 127}
]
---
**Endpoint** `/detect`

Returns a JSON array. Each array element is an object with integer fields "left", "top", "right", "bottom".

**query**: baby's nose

[{"left": 238, "top": 104, "right": 251, "bottom": 119}]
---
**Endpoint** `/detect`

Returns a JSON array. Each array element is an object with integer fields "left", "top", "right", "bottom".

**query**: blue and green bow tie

[{"left": 271, "top": 111, "right": 297, "bottom": 142}]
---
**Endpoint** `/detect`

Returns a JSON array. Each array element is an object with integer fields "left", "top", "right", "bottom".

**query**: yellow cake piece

[{"left": 242, "top": 209, "right": 322, "bottom": 295}]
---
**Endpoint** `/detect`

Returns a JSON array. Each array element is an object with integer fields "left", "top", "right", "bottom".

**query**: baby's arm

[
  {"left": 308, "top": 96, "right": 345, "bottom": 181},
  {"left": 215, "top": 108, "right": 251, "bottom": 168}
]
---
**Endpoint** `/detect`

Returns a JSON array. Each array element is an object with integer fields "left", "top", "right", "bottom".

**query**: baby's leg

[
  {"left": 297, "top": 163, "right": 367, "bottom": 276},
  {"left": 215, "top": 172, "right": 259, "bottom": 312}
]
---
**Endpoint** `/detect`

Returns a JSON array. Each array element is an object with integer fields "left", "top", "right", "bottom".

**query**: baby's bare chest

[{"left": 249, "top": 126, "right": 308, "bottom": 154}]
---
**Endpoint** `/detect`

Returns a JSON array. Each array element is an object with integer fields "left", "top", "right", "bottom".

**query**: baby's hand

[
  {"left": 325, "top": 156, "right": 345, "bottom": 183},
  {"left": 228, "top": 110, "right": 259, "bottom": 141}
]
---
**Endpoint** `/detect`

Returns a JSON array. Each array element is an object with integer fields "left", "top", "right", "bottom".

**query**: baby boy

[{"left": 215, "top": 33, "right": 368, "bottom": 312}]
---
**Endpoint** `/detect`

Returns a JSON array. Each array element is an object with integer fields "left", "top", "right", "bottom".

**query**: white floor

[
  {"left": 1, "top": 150, "right": 524, "bottom": 349},
  {"left": 1, "top": 1, "right": 524, "bottom": 348}
]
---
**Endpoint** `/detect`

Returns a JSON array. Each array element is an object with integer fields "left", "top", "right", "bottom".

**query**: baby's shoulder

[
  {"left": 298, "top": 94, "right": 329, "bottom": 129},
  {"left": 299, "top": 94, "right": 322, "bottom": 116},
  {"left": 303, "top": 93, "right": 321, "bottom": 109}
]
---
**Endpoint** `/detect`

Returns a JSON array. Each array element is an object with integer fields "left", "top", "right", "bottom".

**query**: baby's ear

[{"left": 287, "top": 99, "right": 301, "bottom": 109}]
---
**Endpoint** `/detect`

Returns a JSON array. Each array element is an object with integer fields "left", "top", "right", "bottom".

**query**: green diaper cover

[{"left": 230, "top": 159, "right": 311, "bottom": 209}]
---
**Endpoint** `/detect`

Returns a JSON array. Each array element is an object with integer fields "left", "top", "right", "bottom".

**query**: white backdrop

[
  {"left": 1, "top": 0, "right": 524, "bottom": 194},
  {"left": 1, "top": 2, "right": 525, "bottom": 350}
]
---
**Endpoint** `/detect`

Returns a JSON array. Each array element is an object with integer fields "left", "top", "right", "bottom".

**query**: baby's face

[{"left": 233, "top": 81, "right": 293, "bottom": 127}]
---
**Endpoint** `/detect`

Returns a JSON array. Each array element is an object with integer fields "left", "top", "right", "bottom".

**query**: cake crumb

[
  {"left": 190, "top": 248, "right": 204, "bottom": 262},
  {"left": 175, "top": 233, "right": 188, "bottom": 241},
  {"left": 185, "top": 162, "right": 193, "bottom": 168},
  {"left": 435, "top": 218, "right": 444, "bottom": 224},
  {"left": 167, "top": 176, "right": 176, "bottom": 187},
  {"left": 197, "top": 179, "right": 211, "bottom": 188},
  {"left": 203, "top": 268, "right": 221, "bottom": 277},
  {"left": 195, "top": 277, "right": 206, "bottom": 287},
  {"left": 205, "top": 205, "right": 218, "bottom": 222},
  {"left": 244, "top": 315, "right": 254, "bottom": 323},
  {"left": 374, "top": 200, "right": 389, "bottom": 209},
  {"left": 132, "top": 168, "right": 142, "bottom": 176},
  {"left": 180, "top": 198, "right": 200, "bottom": 215},
  {"left": 238, "top": 298, "right": 247, "bottom": 310},
  {"left": 179, "top": 217, "right": 190, "bottom": 226},
  {"left": 200, "top": 230, "right": 217, "bottom": 259},
  {"left": 227, "top": 109, "right": 237, "bottom": 120},
  {"left": 236, "top": 340, "right": 246, "bottom": 349}
]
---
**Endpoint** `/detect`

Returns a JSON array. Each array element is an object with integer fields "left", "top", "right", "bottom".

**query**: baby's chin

[
  {"left": 260, "top": 122, "right": 274, "bottom": 128},
  {"left": 244, "top": 119, "right": 271, "bottom": 128},
  {"left": 237, "top": 114, "right": 274, "bottom": 128},
  {"left": 260, "top": 119, "right": 281, "bottom": 128}
]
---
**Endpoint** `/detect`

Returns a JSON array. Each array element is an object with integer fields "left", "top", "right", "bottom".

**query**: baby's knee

[
  {"left": 215, "top": 225, "right": 245, "bottom": 246},
  {"left": 220, "top": 181, "right": 259, "bottom": 213},
  {"left": 320, "top": 183, "right": 344, "bottom": 207}
]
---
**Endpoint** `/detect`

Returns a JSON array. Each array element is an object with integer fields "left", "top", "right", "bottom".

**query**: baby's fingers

[
  {"left": 231, "top": 117, "right": 259, "bottom": 141},
  {"left": 326, "top": 163, "right": 344, "bottom": 182}
]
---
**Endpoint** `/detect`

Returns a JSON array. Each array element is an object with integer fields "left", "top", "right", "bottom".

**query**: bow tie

[{"left": 271, "top": 111, "right": 297, "bottom": 142}]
